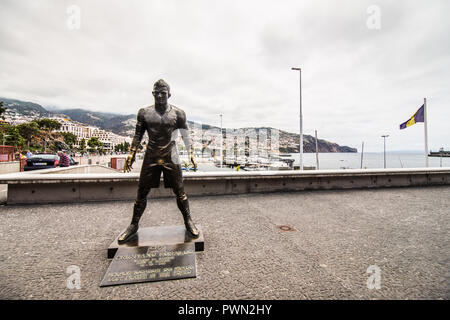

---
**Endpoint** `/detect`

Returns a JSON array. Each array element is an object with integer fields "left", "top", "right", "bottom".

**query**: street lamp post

[
  {"left": 291, "top": 67, "right": 303, "bottom": 170},
  {"left": 219, "top": 114, "right": 223, "bottom": 168},
  {"left": 381, "top": 135, "right": 389, "bottom": 168},
  {"left": 3, "top": 134, "right": 10, "bottom": 146}
]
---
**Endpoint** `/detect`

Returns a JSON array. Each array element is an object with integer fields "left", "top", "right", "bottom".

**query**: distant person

[
  {"left": 57, "top": 151, "right": 70, "bottom": 167},
  {"left": 26, "top": 150, "right": 32, "bottom": 159}
]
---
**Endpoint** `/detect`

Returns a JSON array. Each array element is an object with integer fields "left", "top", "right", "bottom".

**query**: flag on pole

[{"left": 399, "top": 105, "right": 424, "bottom": 129}]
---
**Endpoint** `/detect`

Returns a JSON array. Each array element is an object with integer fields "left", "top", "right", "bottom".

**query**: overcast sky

[{"left": 1, "top": 0, "right": 449, "bottom": 151}]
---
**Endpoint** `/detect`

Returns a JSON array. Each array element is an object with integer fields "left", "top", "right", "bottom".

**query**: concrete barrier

[
  {"left": 0, "top": 167, "right": 449, "bottom": 205},
  {"left": 37, "top": 164, "right": 119, "bottom": 174},
  {"left": 0, "top": 161, "right": 20, "bottom": 174}
]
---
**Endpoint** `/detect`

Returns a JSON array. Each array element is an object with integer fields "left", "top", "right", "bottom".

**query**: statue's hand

[
  {"left": 123, "top": 154, "right": 135, "bottom": 173},
  {"left": 190, "top": 155, "right": 197, "bottom": 172}
]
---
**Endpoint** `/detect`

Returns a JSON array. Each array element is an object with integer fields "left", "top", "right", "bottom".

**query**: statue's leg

[
  {"left": 173, "top": 186, "right": 199, "bottom": 238},
  {"left": 118, "top": 184, "right": 151, "bottom": 244}
]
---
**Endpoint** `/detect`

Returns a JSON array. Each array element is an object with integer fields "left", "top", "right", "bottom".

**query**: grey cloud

[{"left": 0, "top": 0, "right": 449, "bottom": 151}]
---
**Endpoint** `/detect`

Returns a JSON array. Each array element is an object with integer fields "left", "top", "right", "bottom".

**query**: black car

[{"left": 24, "top": 154, "right": 79, "bottom": 171}]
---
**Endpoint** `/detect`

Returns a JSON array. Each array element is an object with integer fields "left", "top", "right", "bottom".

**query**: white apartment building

[
  {"left": 58, "top": 118, "right": 83, "bottom": 138},
  {"left": 55, "top": 118, "right": 129, "bottom": 151}
]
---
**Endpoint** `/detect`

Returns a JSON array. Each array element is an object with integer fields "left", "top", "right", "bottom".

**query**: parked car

[
  {"left": 24, "top": 154, "right": 59, "bottom": 171},
  {"left": 24, "top": 153, "right": 79, "bottom": 171}
]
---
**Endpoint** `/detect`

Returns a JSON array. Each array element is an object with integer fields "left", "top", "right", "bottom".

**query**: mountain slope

[
  {"left": 54, "top": 108, "right": 135, "bottom": 135},
  {"left": 0, "top": 97, "right": 356, "bottom": 152},
  {"left": 1, "top": 97, "right": 50, "bottom": 117}
]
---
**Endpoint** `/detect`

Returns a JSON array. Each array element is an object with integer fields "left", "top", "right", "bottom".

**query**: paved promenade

[{"left": 0, "top": 186, "right": 448, "bottom": 299}]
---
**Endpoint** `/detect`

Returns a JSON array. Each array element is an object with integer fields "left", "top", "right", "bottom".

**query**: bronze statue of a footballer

[{"left": 119, "top": 79, "right": 199, "bottom": 244}]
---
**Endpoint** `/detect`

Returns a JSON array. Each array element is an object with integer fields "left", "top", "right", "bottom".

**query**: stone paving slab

[{"left": 0, "top": 186, "right": 449, "bottom": 299}]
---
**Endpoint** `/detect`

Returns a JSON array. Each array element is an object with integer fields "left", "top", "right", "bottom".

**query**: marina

[{"left": 177, "top": 152, "right": 450, "bottom": 172}]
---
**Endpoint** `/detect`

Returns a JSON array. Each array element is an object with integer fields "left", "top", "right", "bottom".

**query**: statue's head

[{"left": 152, "top": 79, "right": 171, "bottom": 104}]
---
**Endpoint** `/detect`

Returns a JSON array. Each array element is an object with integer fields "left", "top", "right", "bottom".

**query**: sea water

[
  {"left": 194, "top": 152, "right": 449, "bottom": 171},
  {"left": 288, "top": 152, "right": 450, "bottom": 170}
]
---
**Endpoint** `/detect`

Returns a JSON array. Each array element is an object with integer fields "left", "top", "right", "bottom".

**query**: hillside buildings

[
  {"left": 2, "top": 111, "right": 130, "bottom": 151},
  {"left": 56, "top": 117, "right": 131, "bottom": 150},
  {"left": 3, "top": 109, "right": 37, "bottom": 125}
]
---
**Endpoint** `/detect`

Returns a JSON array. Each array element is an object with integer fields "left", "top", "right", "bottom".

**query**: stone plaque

[
  {"left": 100, "top": 243, "right": 196, "bottom": 287},
  {"left": 108, "top": 225, "right": 204, "bottom": 259}
]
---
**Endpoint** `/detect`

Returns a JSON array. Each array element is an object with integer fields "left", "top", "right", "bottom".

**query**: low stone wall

[
  {"left": 0, "top": 161, "right": 20, "bottom": 174},
  {"left": 1, "top": 167, "right": 449, "bottom": 205},
  {"left": 23, "top": 164, "right": 119, "bottom": 175}
]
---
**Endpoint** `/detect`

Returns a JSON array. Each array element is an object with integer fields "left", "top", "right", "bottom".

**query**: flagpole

[
  {"left": 424, "top": 97, "right": 429, "bottom": 167},
  {"left": 291, "top": 67, "right": 303, "bottom": 170},
  {"left": 315, "top": 130, "right": 319, "bottom": 170},
  {"left": 360, "top": 141, "right": 364, "bottom": 169}
]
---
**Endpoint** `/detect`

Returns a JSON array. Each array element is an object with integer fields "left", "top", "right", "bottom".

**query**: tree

[
  {"left": 87, "top": 137, "right": 103, "bottom": 153},
  {"left": 60, "top": 132, "right": 77, "bottom": 149},
  {"left": 80, "top": 138, "right": 86, "bottom": 151},
  {"left": 17, "top": 121, "right": 40, "bottom": 147},
  {"left": 37, "top": 118, "right": 61, "bottom": 132},
  {"left": 114, "top": 143, "right": 123, "bottom": 153},
  {"left": 123, "top": 141, "right": 130, "bottom": 152},
  {"left": 1, "top": 125, "right": 25, "bottom": 147},
  {"left": 88, "top": 137, "right": 101, "bottom": 148}
]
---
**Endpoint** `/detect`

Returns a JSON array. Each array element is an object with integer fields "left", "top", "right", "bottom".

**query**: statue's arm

[
  {"left": 131, "top": 108, "right": 146, "bottom": 150},
  {"left": 124, "top": 108, "right": 146, "bottom": 172},
  {"left": 178, "top": 110, "right": 197, "bottom": 171}
]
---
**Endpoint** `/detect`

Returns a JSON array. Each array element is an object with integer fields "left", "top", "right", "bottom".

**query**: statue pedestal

[{"left": 108, "top": 225, "right": 204, "bottom": 259}]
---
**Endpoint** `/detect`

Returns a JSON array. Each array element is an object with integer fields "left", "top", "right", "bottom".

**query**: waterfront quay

[
  {"left": 0, "top": 184, "right": 449, "bottom": 299},
  {"left": 1, "top": 167, "right": 449, "bottom": 204}
]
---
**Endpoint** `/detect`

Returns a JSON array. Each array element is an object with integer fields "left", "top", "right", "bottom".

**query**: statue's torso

[{"left": 141, "top": 104, "right": 181, "bottom": 159}]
